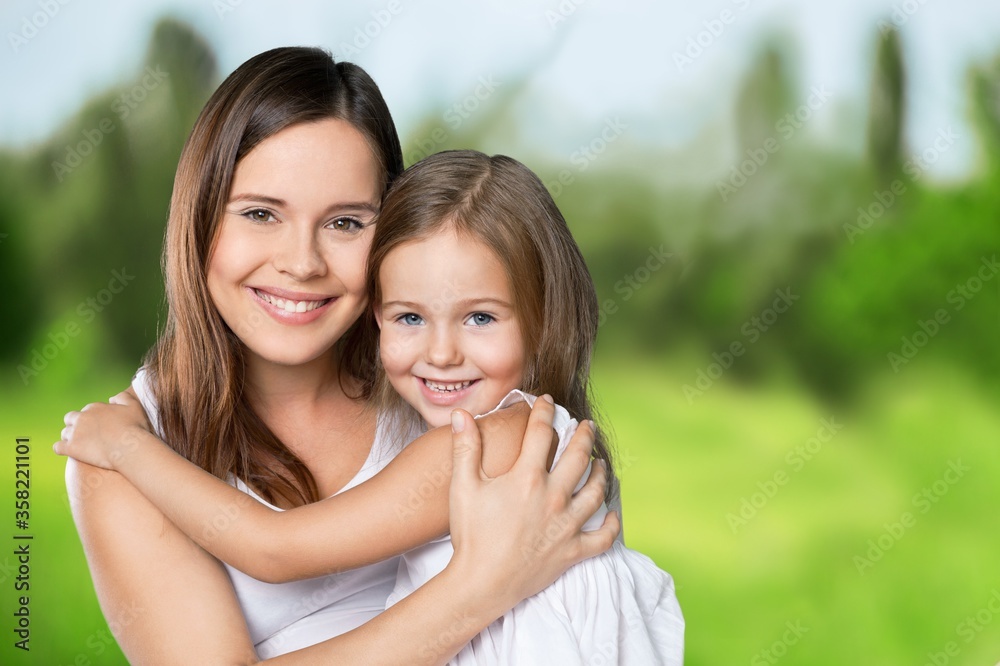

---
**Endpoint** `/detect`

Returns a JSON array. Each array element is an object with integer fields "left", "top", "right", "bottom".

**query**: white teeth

[
  {"left": 424, "top": 379, "right": 474, "bottom": 392},
  {"left": 255, "top": 289, "right": 329, "bottom": 313}
]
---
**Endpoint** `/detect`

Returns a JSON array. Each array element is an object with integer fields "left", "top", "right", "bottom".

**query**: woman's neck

[
  {"left": 244, "top": 348, "right": 345, "bottom": 411},
  {"left": 242, "top": 346, "right": 374, "bottom": 498}
]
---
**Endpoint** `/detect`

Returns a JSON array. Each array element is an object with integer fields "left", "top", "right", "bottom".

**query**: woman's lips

[{"left": 248, "top": 287, "right": 335, "bottom": 324}]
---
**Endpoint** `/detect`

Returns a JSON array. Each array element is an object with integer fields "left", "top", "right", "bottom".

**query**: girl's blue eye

[
  {"left": 242, "top": 208, "right": 276, "bottom": 224},
  {"left": 467, "top": 313, "right": 494, "bottom": 326},
  {"left": 400, "top": 313, "right": 423, "bottom": 326},
  {"left": 329, "top": 217, "right": 364, "bottom": 233}
]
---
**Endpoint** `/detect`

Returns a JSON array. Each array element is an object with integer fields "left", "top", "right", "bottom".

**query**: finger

[
  {"left": 572, "top": 511, "right": 621, "bottom": 564},
  {"left": 110, "top": 389, "right": 137, "bottom": 406},
  {"left": 512, "top": 395, "right": 557, "bottom": 473},
  {"left": 450, "top": 409, "right": 484, "bottom": 488},
  {"left": 549, "top": 420, "right": 596, "bottom": 491},
  {"left": 64, "top": 411, "right": 80, "bottom": 426},
  {"left": 53, "top": 440, "right": 68, "bottom": 456},
  {"left": 566, "top": 459, "right": 608, "bottom": 526},
  {"left": 60, "top": 425, "right": 73, "bottom": 442}
]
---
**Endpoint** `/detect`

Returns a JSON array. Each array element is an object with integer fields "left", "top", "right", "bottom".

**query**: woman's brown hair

[
  {"left": 148, "top": 47, "right": 402, "bottom": 507},
  {"left": 365, "top": 150, "right": 617, "bottom": 501}
]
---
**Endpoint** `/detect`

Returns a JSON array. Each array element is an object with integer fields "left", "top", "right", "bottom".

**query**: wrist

[
  {"left": 110, "top": 426, "right": 157, "bottom": 472},
  {"left": 441, "top": 552, "right": 516, "bottom": 623}
]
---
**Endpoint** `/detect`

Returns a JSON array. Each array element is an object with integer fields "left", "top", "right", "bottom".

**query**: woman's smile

[{"left": 248, "top": 286, "right": 337, "bottom": 323}]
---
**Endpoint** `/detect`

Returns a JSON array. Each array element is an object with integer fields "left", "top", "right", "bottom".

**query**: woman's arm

[
  {"left": 56, "top": 391, "right": 553, "bottom": 583},
  {"left": 66, "top": 398, "right": 617, "bottom": 665}
]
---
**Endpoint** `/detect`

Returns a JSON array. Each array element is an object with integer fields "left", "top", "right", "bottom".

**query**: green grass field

[{"left": 1, "top": 357, "right": 997, "bottom": 665}]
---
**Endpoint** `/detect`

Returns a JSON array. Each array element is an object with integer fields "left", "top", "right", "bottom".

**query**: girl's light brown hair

[
  {"left": 365, "top": 150, "right": 617, "bottom": 500},
  {"left": 147, "top": 47, "right": 402, "bottom": 507}
]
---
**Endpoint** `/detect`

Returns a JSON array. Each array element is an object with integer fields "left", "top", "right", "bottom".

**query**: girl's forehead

[{"left": 379, "top": 231, "right": 512, "bottom": 302}]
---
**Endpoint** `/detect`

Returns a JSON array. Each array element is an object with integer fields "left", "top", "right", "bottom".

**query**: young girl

[
  {"left": 57, "top": 150, "right": 683, "bottom": 663},
  {"left": 367, "top": 149, "right": 684, "bottom": 664}
]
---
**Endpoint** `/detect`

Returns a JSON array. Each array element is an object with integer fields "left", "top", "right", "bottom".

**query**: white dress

[
  {"left": 386, "top": 390, "right": 685, "bottom": 665},
  {"left": 132, "top": 368, "right": 413, "bottom": 658}
]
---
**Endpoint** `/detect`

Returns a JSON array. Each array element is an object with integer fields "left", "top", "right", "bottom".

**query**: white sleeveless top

[{"left": 131, "top": 367, "right": 411, "bottom": 658}]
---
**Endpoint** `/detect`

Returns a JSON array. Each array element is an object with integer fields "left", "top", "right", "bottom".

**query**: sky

[{"left": 2, "top": 0, "right": 999, "bottom": 180}]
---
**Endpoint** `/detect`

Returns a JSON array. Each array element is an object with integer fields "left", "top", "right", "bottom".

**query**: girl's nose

[{"left": 426, "top": 326, "right": 462, "bottom": 367}]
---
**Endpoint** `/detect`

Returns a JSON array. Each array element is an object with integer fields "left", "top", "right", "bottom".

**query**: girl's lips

[
  {"left": 247, "top": 287, "right": 335, "bottom": 325},
  {"left": 416, "top": 377, "right": 481, "bottom": 407}
]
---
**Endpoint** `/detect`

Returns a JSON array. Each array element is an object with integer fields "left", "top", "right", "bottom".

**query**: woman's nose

[{"left": 273, "top": 226, "right": 327, "bottom": 281}]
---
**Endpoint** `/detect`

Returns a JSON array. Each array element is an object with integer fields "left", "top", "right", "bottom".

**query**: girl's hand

[
  {"left": 53, "top": 389, "right": 152, "bottom": 470},
  {"left": 447, "top": 395, "right": 620, "bottom": 613}
]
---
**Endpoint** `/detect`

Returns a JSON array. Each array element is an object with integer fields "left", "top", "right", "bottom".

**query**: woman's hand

[
  {"left": 53, "top": 389, "right": 152, "bottom": 470},
  {"left": 447, "top": 394, "right": 620, "bottom": 613}
]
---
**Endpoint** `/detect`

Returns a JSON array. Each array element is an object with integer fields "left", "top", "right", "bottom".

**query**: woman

[{"left": 63, "top": 46, "right": 618, "bottom": 663}]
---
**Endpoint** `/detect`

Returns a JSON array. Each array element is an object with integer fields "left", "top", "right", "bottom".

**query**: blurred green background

[{"left": 1, "top": 2, "right": 999, "bottom": 665}]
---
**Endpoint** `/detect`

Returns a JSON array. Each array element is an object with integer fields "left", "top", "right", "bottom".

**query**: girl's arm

[
  {"left": 66, "top": 397, "right": 617, "bottom": 665},
  {"left": 56, "top": 390, "right": 557, "bottom": 583}
]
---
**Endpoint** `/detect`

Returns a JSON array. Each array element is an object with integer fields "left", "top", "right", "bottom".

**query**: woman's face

[{"left": 207, "top": 119, "right": 381, "bottom": 369}]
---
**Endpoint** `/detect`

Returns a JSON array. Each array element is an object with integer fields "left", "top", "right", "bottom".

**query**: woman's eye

[
  {"left": 242, "top": 208, "right": 276, "bottom": 224},
  {"left": 400, "top": 313, "right": 423, "bottom": 326},
  {"left": 467, "top": 313, "right": 494, "bottom": 326},
  {"left": 328, "top": 217, "right": 364, "bottom": 232}
]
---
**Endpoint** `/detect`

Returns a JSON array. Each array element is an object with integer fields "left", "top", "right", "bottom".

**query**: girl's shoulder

[
  {"left": 476, "top": 389, "right": 578, "bottom": 435},
  {"left": 476, "top": 390, "right": 578, "bottom": 459}
]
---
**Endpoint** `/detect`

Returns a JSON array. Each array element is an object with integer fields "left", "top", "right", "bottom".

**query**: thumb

[
  {"left": 110, "top": 388, "right": 136, "bottom": 406},
  {"left": 450, "top": 409, "right": 483, "bottom": 487}
]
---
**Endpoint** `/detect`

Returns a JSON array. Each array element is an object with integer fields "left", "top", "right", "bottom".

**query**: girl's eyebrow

[
  {"left": 382, "top": 297, "right": 513, "bottom": 310},
  {"left": 228, "top": 193, "right": 378, "bottom": 214},
  {"left": 455, "top": 297, "right": 513, "bottom": 309}
]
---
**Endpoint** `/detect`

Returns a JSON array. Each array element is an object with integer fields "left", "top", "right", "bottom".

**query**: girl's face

[
  {"left": 376, "top": 228, "right": 526, "bottom": 427},
  {"left": 207, "top": 119, "right": 381, "bottom": 369}
]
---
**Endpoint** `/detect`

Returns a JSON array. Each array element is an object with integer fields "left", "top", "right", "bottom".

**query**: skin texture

[
  {"left": 59, "top": 118, "right": 620, "bottom": 663},
  {"left": 376, "top": 228, "right": 526, "bottom": 428}
]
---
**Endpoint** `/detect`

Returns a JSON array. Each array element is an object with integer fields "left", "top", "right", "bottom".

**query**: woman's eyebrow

[
  {"left": 229, "top": 193, "right": 286, "bottom": 206},
  {"left": 227, "top": 194, "right": 378, "bottom": 214}
]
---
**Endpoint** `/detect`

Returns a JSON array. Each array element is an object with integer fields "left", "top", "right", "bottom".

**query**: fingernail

[
  {"left": 541, "top": 394, "right": 554, "bottom": 404},
  {"left": 451, "top": 411, "right": 465, "bottom": 433}
]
